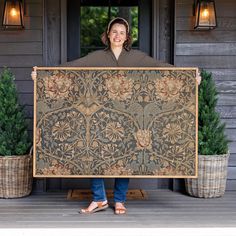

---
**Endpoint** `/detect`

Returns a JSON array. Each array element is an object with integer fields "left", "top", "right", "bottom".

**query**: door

[{"left": 67, "top": 0, "right": 152, "bottom": 61}]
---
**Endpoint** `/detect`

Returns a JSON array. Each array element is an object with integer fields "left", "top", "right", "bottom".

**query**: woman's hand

[
  {"left": 31, "top": 71, "right": 37, "bottom": 80},
  {"left": 196, "top": 70, "right": 201, "bottom": 85}
]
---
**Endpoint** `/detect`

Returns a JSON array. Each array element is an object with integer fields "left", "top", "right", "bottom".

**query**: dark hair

[{"left": 101, "top": 17, "right": 132, "bottom": 51}]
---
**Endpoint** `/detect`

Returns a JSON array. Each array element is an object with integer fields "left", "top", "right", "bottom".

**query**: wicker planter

[
  {"left": 0, "top": 154, "right": 33, "bottom": 198},
  {"left": 185, "top": 153, "right": 230, "bottom": 198}
]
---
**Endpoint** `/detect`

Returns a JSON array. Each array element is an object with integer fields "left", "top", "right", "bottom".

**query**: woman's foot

[
  {"left": 79, "top": 200, "right": 108, "bottom": 214},
  {"left": 114, "top": 202, "right": 127, "bottom": 215}
]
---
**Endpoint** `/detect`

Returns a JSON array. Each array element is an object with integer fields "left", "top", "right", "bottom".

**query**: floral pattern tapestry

[{"left": 33, "top": 68, "right": 198, "bottom": 178}]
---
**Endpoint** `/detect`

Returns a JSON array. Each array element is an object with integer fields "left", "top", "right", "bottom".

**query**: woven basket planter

[
  {"left": 0, "top": 154, "right": 33, "bottom": 198},
  {"left": 185, "top": 153, "right": 230, "bottom": 198}
]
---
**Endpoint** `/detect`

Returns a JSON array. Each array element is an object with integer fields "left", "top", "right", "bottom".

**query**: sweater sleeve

[
  {"left": 140, "top": 53, "right": 174, "bottom": 67},
  {"left": 60, "top": 56, "right": 89, "bottom": 67},
  {"left": 59, "top": 51, "right": 103, "bottom": 67}
]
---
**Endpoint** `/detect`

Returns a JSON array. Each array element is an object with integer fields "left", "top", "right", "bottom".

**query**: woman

[
  {"left": 32, "top": 17, "right": 200, "bottom": 215},
  {"left": 65, "top": 17, "right": 174, "bottom": 215},
  {"left": 63, "top": 17, "right": 172, "bottom": 68}
]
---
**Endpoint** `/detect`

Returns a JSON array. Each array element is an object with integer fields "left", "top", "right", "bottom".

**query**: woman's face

[{"left": 108, "top": 23, "right": 127, "bottom": 48}]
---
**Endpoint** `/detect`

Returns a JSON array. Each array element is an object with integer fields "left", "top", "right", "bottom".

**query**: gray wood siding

[
  {"left": 175, "top": 0, "right": 236, "bottom": 190},
  {"left": 0, "top": 0, "right": 43, "bottom": 191},
  {"left": 0, "top": 0, "right": 43, "bottom": 122}
]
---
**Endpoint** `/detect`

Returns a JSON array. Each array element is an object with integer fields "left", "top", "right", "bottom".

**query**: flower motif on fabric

[
  {"left": 135, "top": 129, "right": 152, "bottom": 150},
  {"left": 105, "top": 122, "right": 125, "bottom": 142},
  {"left": 42, "top": 160, "right": 71, "bottom": 175},
  {"left": 44, "top": 72, "right": 73, "bottom": 99},
  {"left": 152, "top": 165, "right": 176, "bottom": 176},
  {"left": 155, "top": 76, "right": 183, "bottom": 101},
  {"left": 103, "top": 160, "right": 133, "bottom": 175},
  {"left": 52, "top": 121, "right": 72, "bottom": 142},
  {"left": 162, "top": 123, "right": 182, "bottom": 144},
  {"left": 105, "top": 72, "right": 133, "bottom": 101},
  {"left": 102, "top": 144, "right": 118, "bottom": 157}
]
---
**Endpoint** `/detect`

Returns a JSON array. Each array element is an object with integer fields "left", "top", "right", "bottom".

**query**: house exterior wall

[
  {"left": 175, "top": 0, "right": 236, "bottom": 190},
  {"left": 0, "top": 0, "right": 43, "bottom": 137},
  {"left": 0, "top": 0, "right": 235, "bottom": 191},
  {"left": 0, "top": 0, "right": 44, "bottom": 191}
]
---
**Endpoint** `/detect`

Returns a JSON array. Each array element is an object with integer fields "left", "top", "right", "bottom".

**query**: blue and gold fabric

[{"left": 33, "top": 68, "right": 198, "bottom": 178}]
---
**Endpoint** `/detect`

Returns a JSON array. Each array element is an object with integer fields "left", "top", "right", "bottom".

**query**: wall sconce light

[
  {"left": 2, "top": 0, "right": 24, "bottom": 29},
  {"left": 194, "top": 0, "right": 217, "bottom": 30}
]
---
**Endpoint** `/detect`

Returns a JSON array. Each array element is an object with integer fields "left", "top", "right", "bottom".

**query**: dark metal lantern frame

[
  {"left": 194, "top": 0, "right": 217, "bottom": 30},
  {"left": 2, "top": 0, "right": 24, "bottom": 29}
]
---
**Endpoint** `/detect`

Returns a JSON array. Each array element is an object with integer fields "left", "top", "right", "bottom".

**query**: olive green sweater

[{"left": 62, "top": 48, "right": 173, "bottom": 67}]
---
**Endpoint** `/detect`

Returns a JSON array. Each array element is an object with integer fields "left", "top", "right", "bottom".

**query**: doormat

[{"left": 67, "top": 189, "right": 148, "bottom": 200}]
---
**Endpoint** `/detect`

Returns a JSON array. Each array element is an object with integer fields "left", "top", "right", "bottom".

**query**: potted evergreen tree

[
  {"left": 185, "top": 70, "right": 230, "bottom": 198},
  {"left": 0, "top": 68, "right": 32, "bottom": 198}
]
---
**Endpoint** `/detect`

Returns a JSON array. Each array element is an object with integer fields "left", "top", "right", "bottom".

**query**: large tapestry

[{"left": 33, "top": 67, "right": 198, "bottom": 178}]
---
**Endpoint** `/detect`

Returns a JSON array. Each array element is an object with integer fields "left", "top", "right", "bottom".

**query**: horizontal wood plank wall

[
  {"left": 0, "top": 0, "right": 44, "bottom": 192},
  {"left": 0, "top": 0, "right": 43, "bottom": 125},
  {"left": 175, "top": 0, "right": 236, "bottom": 190}
]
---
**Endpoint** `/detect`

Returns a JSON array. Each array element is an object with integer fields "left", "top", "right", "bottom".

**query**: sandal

[
  {"left": 114, "top": 202, "right": 127, "bottom": 215},
  {"left": 79, "top": 201, "right": 109, "bottom": 214}
]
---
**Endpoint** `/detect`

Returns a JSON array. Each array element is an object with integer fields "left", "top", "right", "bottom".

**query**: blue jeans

[{"left": 91, "top": 178, "right": 129, "bottom": 203}]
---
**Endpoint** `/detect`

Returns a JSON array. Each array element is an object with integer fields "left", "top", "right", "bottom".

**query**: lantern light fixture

[
  {"left": 194, "top": 0, "right": 217, "bottom": 30},
  {"left": 2, "top": 0, "right": 24, "bottom": 30}
]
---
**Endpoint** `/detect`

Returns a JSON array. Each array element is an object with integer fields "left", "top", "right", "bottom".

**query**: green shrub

[
  {"left": 198, "top": 70, "right": 229, "bottom": 155},
  {"left": 0, "top": 68, "right": 31, "bottom": 156}
]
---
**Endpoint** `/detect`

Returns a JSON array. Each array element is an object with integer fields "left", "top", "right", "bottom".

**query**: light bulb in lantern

[
  {"left": 202, "top": 8, "right": 209, "bottom": 18},
  {"left": 10, "top": 7, "right": 18, "bottom": 17}
]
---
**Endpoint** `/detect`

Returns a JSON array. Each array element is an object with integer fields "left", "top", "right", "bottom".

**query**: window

[{"left": 80, "top": 0, "right": 139, "bottom": 56}]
